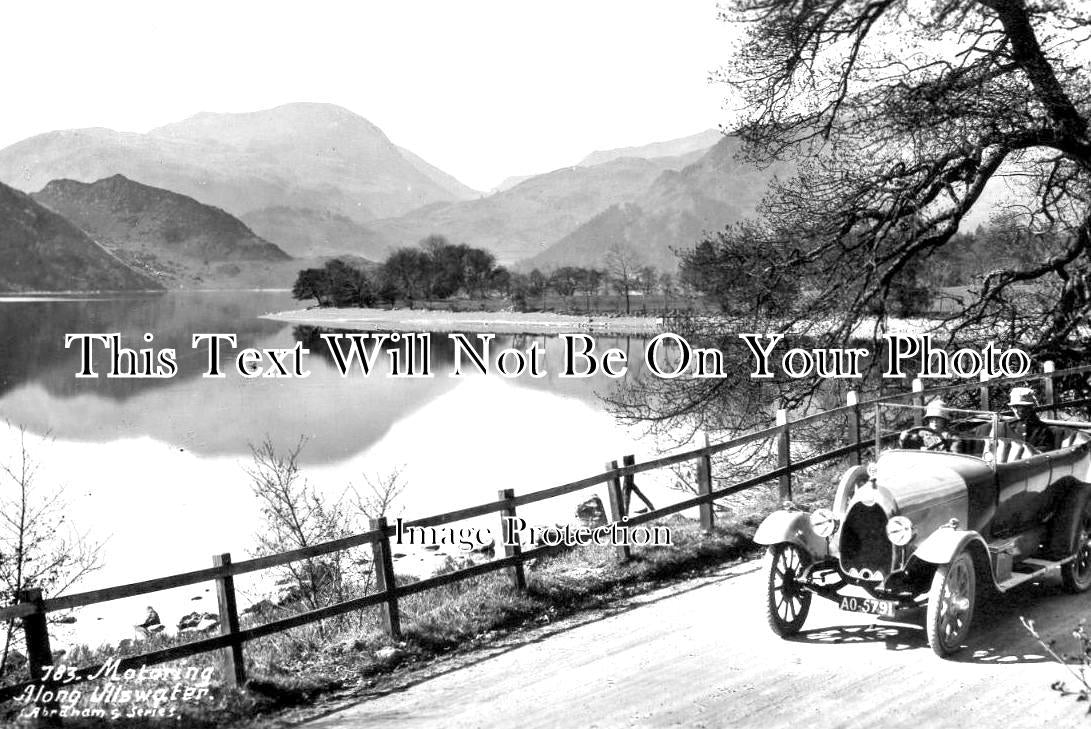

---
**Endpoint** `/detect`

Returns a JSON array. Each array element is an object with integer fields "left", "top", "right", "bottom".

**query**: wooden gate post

[
  {"left": 776, "top": 409, "right": 792, "bottom": 502},
  {"left": 369, "top": 517, "right": 401, "bottom": 639},
  {"left": 847, "top": 391, "right": 862, "bottom": 465},
  {"left": 1043, "top": 361, "right": 1056, "bottom": 418},
  {"left": 498, "top": 489, "right": 526, "bottom": 590},
  {"left": 604, "top": 461, "right": 631, "bottom": 561},
  {"left": 213, "top": 553, "right": 245, "bottom": 687},
  {"left": 697, "top": 432, "right": 715, "bottom": 533}
]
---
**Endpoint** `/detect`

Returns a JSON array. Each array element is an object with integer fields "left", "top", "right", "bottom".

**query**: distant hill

[
  {"left": 33, "top": 175, "right": 293, "bottom": 288},
  {"left": 490, "top": 173, "right": 537, "bottom": 194},
  {"left": 368, "top": 154, "right": 699, "bottom": 263},
  {"left": 0, "top": 180, "right": 162, "bottom": 293},
  {"left": 526, "top": 136, "right": 792, "bottom": 271},
  {"left": 577, "top": 129, "right": 722, "bottom": 167},
  {"left": 489, "top": 131, "right": 719, "bottom": 195},
  {"left": 0, "top": 103, "right": 478, "bottom": 227},
  {"left": 396, "top": 146, "right": 480, "bottom": 202},
  {"left": 241, "top": 206, "right": 391, "bottom": 259}
]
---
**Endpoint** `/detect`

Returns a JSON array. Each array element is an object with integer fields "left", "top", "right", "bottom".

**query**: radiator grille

[{"left": 839, "top": 503, "right": 892, "bottom": 581}]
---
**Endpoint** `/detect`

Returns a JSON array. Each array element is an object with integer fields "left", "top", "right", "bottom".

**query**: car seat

[{"left": 989, "top": 437, "right": 1040, "bottom": 464}]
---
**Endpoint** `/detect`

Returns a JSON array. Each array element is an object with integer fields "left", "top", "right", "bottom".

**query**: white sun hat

[
  {"left": 1008, "top": 387, "right": 1038, "bottom": 406},
  {"left": 924, "top": 399, "right": 949, "bottom": 419}
]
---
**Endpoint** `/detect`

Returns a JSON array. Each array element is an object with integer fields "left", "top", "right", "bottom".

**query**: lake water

[{"left": 0, "top": 291, "right": 688, "bottom": 648}]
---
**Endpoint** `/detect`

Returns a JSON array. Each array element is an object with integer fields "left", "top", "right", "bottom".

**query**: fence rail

[{"left": 2, "top": 361, "right": 1089, "bottom": 704}]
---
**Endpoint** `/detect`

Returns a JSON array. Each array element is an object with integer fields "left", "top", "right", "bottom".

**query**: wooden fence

[{"left": 2, "top": 362, "right": 1090, "bottom": 705}]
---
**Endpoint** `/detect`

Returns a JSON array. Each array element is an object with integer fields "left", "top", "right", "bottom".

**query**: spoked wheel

[
  {"left": 763, "top": 543, "right": 812, "bottom": 637},
  {"left": 1062, "top": 498, "right": 1091, "bottom": 593},
  {"left": 926, "top": 550, "right": 976, "bottom": 657}
]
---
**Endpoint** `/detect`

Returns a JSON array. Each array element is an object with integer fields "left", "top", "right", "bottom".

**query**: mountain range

[
  {"left": 0, "top": 103, "right": 476, "bottom": 223},
  {"left": 0, "top": 102, "right": 792, "bottom": 291}
]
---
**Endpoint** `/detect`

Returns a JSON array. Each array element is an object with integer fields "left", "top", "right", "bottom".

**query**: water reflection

[
  {"left": 0, "top": 292, "right": 286, "bottom": 398},
  {"left": 0, "top": 293, "right": 653, "bottom": 465}
]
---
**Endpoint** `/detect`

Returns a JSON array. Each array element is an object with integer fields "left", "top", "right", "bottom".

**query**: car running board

[{"left": 995, "top": 556, "right": 1072, "bottom": 592}]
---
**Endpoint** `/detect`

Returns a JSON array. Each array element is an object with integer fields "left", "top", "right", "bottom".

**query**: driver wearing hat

[
  {"left": 899, "top": 399, "right": 962, "bottom": 452},
  {"left": 1003, "top": 387, "right": 1056, "bottom": 451}
]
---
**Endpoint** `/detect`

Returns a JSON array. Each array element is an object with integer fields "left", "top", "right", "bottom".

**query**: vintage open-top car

[{"left": 755, "top": 399, "right": 1091, "bottom": 656}]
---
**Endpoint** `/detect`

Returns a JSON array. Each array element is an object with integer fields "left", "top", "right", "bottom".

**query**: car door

[
  {"left": 992, "top": 452, "right": 1051, "bottom": 535},
  {"left": 1044, "top": 436, "right": 1091, "bottom": 515}
]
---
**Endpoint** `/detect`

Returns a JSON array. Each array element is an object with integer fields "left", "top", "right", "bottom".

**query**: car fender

[
  {"left": 754, "top": 510, "right": 828, "bottom": 558},
  {"left": 911, "top": 528, "right": 988, "bottom": 565}
]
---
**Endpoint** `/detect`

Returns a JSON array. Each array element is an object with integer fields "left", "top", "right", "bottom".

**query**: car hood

[{"left": 863, "top": 451, "right": 986, "bottom": 531}]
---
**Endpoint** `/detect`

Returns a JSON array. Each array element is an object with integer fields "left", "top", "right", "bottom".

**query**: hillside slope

[
  {"left": 240, "top": 206, "right": 391, "bottom": 259},
  {"left": 527, "top": 136, "right": 791, "bottom": 271},
  {"left": 368, "top": 155, "right": 698, "bottom": 262},
  {"left": 0, "top": 181, "right": 162, "bottom": 293},
  {"left": 34, "top": 175, "right": 293, "bottom": 287}
]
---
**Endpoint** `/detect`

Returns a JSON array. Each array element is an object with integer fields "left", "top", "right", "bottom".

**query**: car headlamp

[
  {"left": 885, "top": 516, "right": 914, "bottom": 547},
  {"left": 810, "top": 508, "right": 838, "bottom": 538}
]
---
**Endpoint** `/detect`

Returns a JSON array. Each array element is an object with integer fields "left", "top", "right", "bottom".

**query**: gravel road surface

[{"left": 301, "top": 560, "right": 1091, "bottom": 729}]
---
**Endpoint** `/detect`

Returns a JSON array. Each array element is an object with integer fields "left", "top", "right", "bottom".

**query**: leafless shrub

[{"left": 0, "top": 423, "right": 103, "bottom": 677}]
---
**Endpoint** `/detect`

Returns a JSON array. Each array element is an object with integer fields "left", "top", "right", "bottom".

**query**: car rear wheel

[
  {"left": 763, "top": 543, "right": 811, "bottom": 637},
  {"left": 1061, "top": 496, "right": 1091, "bottom": 593},
  {"left": 926, "top": 551, "right": 976, "bottom": 657}
]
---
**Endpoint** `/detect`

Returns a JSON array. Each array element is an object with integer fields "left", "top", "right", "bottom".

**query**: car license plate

[{"left": 839, "top": 596, "right": 896, "bottom": 617}]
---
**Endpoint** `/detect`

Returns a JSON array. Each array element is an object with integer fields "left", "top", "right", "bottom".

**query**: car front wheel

[
  {"left": 926, "top": 550, "right": 976, "bottom": 657},
  {"left": 763, "top": 543, "right": 812, "bottom": 637},
  {"left": 1061, "top": 496, "right": 1091, "bottom": 593}
]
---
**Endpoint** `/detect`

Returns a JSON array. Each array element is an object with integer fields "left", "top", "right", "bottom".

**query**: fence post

[
  {"left": 369, "top": 517, "right": 402, "bottom": 639},
  {"left": 17, "top": 588, "right": 59, "bottom": 722},
  {"left": 1043, "top": 360, "right": 1056, "bottom": 418},
  {"left": 213, "top": 553, "right": 245, "bottom": 688},
  {"left": 697, "top": 432, "right": 715, "bottom": 533},
  {"left": 847, "top": 390, "right": 862, "bottom": 465},
  {"left": 604, "top": 460, "right": 631, "bottom": 561},
  {"left": 17, "top": 589, "right": 52, "bottom": 679},
  {"left": 911, "top": 378, "right": 924, "bottom": 424},
  {"left": 622, "top": 454, "right": 635, "bottom": 513},
  {"left": 621, "top": 453, "right": 654, "bottom": 512},
  {"left": 498, "top": 489, "right": 526, "bottom": 590},
  {"left": 874, "top": 402, "right": 883, "bottom": 454},
  {"left": 979, "top": 370, "right": 990, "bottom": 411},
  {"left": 776, "top": 409, "right": 792, "bottom": 502}
]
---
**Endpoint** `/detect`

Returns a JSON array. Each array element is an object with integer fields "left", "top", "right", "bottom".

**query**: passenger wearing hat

[{"left": 1003, "top": 387, "right": 1056, "bottom": 451}]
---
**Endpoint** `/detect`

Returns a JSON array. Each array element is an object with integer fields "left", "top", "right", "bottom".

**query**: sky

[{"left": 1, "top": 1, "right": 738, "bottom": 191}]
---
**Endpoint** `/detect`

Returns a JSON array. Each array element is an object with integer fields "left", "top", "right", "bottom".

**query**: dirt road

[{"left": 301, "top": 561, "right": 1091, "bottom": 729}]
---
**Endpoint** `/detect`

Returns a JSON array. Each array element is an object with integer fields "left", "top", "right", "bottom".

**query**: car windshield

[{"left": 874, "top": 402, "right": 1000, "bottom": 460}]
